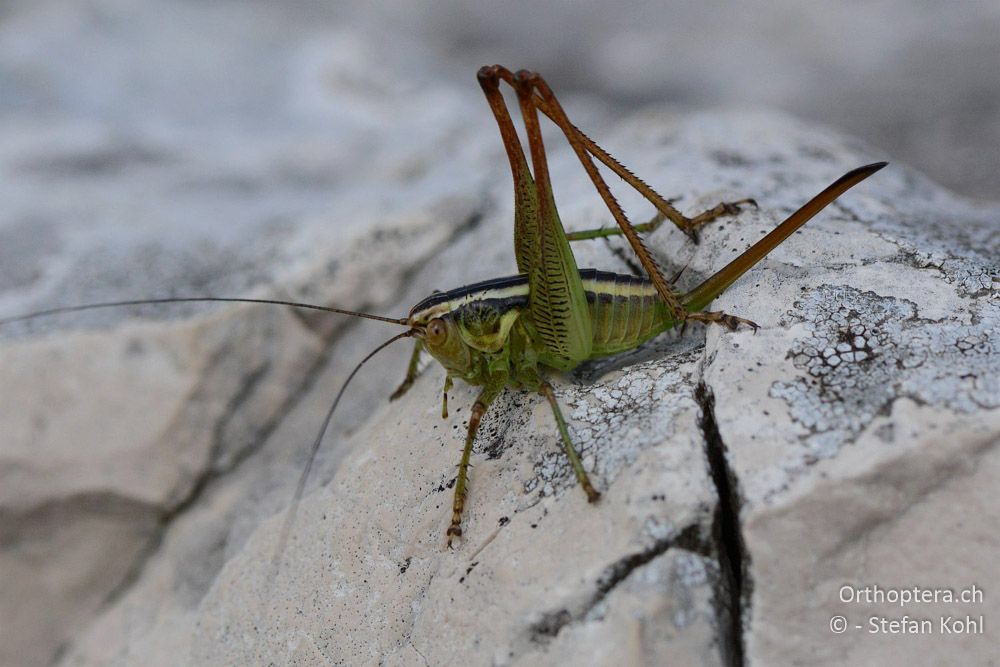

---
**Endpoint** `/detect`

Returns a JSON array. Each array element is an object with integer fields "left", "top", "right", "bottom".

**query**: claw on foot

[
  {"left": 687, "top": 310, "right": 759, "bottom": 333},
  {"left": 719, "top": 313, "right": 759, "bottom": 332},
  {"left": 683, "top": 197, "right": 757, "bottom": 243},
  {"left": 712, "top": 197, "right": 760, "bottom": 222},
  {"left": 726, "top": 197, "right": 758, "bottom": 212}
]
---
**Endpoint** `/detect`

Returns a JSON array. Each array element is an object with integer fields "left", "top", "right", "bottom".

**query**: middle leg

[{"left": 540, "top": 381, "right": 600, "bottom": 502}]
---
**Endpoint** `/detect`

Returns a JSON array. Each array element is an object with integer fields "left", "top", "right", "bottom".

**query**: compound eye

[{"left": 426, "top": 318, "right": 448, "bottom": 346}]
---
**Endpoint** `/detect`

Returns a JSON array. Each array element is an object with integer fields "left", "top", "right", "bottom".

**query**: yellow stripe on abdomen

[{"left": 584, "top": 273, "right": 675, "bottom": 356}]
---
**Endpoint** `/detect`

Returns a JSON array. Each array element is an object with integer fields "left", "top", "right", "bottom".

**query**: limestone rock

[{"left": 1, "top": 20, "right": 998, "bottom": 667}]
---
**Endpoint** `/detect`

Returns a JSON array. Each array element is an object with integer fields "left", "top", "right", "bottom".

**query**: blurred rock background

[
  {"left": 0, "top": 2, "right": 997, "bottom": 665},
  {"left": 2, "top": 0, "right": 998, "bottom": 201}
]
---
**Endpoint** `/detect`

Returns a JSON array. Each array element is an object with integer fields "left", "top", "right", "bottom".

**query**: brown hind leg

[
  {"left": 498, "top": 66, "right": 688, "bottom": 323},
  {"left": 484, "top": 66, "right": 754, "bottom": 242}
]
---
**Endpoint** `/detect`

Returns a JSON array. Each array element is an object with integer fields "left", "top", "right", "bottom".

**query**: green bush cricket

[{"left": 0, "top": 66, "right": 886, "bottom": 551}]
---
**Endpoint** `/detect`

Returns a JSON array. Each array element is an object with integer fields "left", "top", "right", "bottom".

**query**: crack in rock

[
  {"left": 504, "top": 341, "right": 748, "bottom": 664},
  {"left": 696, "top": 383, "right": 750, "bottom": 667},
  {"left": 770, "top": 285, "right": 999, "bottom": 457},
  {"left": 527, "top": 523, "right": 709, "bottom": 644}
]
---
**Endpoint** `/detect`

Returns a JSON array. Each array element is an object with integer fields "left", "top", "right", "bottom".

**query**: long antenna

[
  {"left": 269, "top": 329, "right": 415, "bottom": 577},
  {"left": 0, "top": 297, "right": 409, "bottom": 327}
]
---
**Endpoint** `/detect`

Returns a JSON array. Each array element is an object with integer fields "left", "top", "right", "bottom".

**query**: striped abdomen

[{"left": 580, "top": 269, "right": 676, "bottom": 356}]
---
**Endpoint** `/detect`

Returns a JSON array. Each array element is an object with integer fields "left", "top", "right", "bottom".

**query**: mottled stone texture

[{"left": 2, "top": 20, "right": 998, "bottom": 667}]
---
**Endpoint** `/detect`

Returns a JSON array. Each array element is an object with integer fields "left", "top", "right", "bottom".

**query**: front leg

[
  {"left": 447, "top": 384, "right": 503, "bottom": 546},
  {"left": 389, "top": 339, "right": 424, "bottom": 401}
]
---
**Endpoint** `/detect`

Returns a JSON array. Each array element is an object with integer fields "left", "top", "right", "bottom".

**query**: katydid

[{"left": 0, "top": 66, "right": 886, "bottom": 550}]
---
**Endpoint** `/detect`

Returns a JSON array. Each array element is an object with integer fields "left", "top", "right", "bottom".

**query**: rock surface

[{"left": 1, "top": 9, "right": 999, "bottom": 667}]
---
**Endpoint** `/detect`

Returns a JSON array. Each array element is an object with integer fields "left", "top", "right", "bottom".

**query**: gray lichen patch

[
  {"left": 524, "top": 344, "right": 702, "bottom": 499},
  {"left": 847, "top": 171, "right": 1000, "bottom": 300},
  {"left": 930, "top": 256, "right": 997, "bottom": 297},
  {"left": 877, "top": 230, "right": 998, "bottom": 299},
  {"left": 770, "top": 285, "right": 999, "bottom": 457}
]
